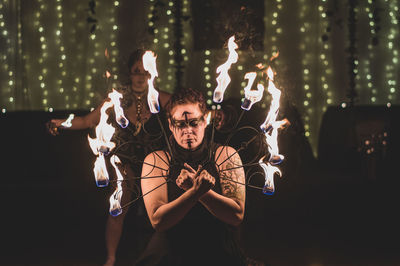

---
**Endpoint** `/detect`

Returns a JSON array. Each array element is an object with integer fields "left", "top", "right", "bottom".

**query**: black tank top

[{"left": 134, "top": 137, "right": 246, "bottom": 266}]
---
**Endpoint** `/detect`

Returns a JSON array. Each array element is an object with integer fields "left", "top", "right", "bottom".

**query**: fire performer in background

[
  {"left": 135, "top": 87, "right": 249, "bottom": 266},
  {"left": 47, "top": 49, "right": 171, "bottom": 266}
]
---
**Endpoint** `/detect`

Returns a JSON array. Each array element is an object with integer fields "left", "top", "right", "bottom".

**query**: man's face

[
  {"left": 169, "top": 103, "right": 207, "bottom": 150},
  {"left": 130, "top": 61, "right": 150, "bottom": 92}
]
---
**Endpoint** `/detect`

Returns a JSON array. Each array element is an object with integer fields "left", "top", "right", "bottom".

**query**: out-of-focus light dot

[
  {"left": 58, "top": 63, "right": 63, "bottom": 68},
  {"left": 304, "top": 69, "right": 309, "bottom": 74},
  {"left": 207, "top": 99, "right": 212, "bottom": 105},
  {"left": 43, "top": 99, "right": 47, "bottom": 104},
  {"left": 371, "top": 97, "right": 376, "bottom": 102},
  {"left": 90, "top": 34, "right": 96, "bottom": 40},
  {"left": 207, "top": 91, "right": 212, "bottom": 96},
  {"left": 206, "top": 83, "right": 211, "bottom": 88},
  {"left": 2, "top": 109, "right": 6, "bottom": 113},
  {"left": 163, "top": 43, "right": 169, "bottom": 48},
  {"left": 327, "top": 99, "right": 332, "bottom": 104},
  {"left": 153, "top": 38, "right": 158, "bottom": 43},
  {"left": 181, "top": 48, "right": 186, "bottom": 54},
  {"left": 276, "top": 28, "right": 282, "bottom": 34},
  {"left": 86, "top": 100, "right": 91, "bottom": 105},
  {"left": 205, "top": 74, "right": 211, "bottom": 80},
  {"left": 341, "top": 102, "right": 347, "bottom": 108},
  {"left": 39, "top": 27, "right": 43, "bottom": 32},
  {"left": 305, "top": 131, "right": 310, "bottom": 137},
  {"left": 59, "top": 88, "right": 64, "bottom": 93},
  {"left": 205, "top": 50, "right": 211, "bottom": 56},
  {"left": 113, "top": 25, "right": 118, "bottom": 30},
  {"left": 390, "top": 87, "right": 396, "bottom": 93},
  {"left": 166, "top": 10, "right": 172, "bottom": 15},
  {"left": 61, "top": 54, "right": 66, "bottom": 60},
  {"left": 304, "top": 84, "right": 310, "bottom": 90},
  {"left": 304, "top": 101, "right": 309, "bottom": 106},
  {"left": 114, "top": 1, "right": 119, "bottom": 6},
  {"left": 49, "top": 107, "right": 54, "bottom": 112},
  {"left": 238, "top": 65, "right": 243, "bottom": 70},
  {"left": 387, "top": 102, "right": 392, "bottom": 108},
  {"left": 306, "top": 92, "right": 312, "bottom": 98},
  {"left": 40, "top": 83, "right": 45, "bottom": 88},
  {"left": 204, "top": 59, "right": 210, "bottom": 64},
  {"left": 203, "top": 67, "right": 210, "bottom": 72},
  {"left": 40, "top": 36, "right": 45, "bottom": 42},
  {"left": 169, "top": 59, "right": 174, "bottom": 64},
  {"left": 323, "top": 84, "right": 328, "bottom": 89},
  {"left": 9, "top": 97, "right": 14, "bottom": 102},
  {"left": 167, "top": 75, "right": 172, "bottom": 80}
]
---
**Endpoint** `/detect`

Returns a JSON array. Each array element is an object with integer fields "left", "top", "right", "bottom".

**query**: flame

[
  {"left": 108, "top": 89, "right": 128, "bottom": 128},
  {"left": 92, "top": 153, "right": 109, "bottom": 187},
  {"left": 213, "top": 35, "right": 239, "bottom": 103},
  {"left": 88, "top": 100, "right": 116, "bottom": 157},
  {"left": 105, "top": 70, "right": 111, "bottom": 79},
  {"left": 260, "top": 67, "right": 281, "bottom": 133},
  {"left": 61, "top": 113, "right": 75, "bottom": 128},
  {"left": 142, "top": 51, "right": 160, "bottom": 114},
  {"left": 259, "top": 65, "right": 287, "bottom": 194},
  {"left": 259, "top": 156, "right": 281, "bottom": 195},
  {"left": 109, "top": 155, "right": 124, "bottom": 216},
  {"left": 241, "top": 72, "right": 264, "bottom": 110}
]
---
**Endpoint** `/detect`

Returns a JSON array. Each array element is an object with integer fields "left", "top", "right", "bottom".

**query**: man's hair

[
  {"left": 166, "top": 87, "right": 207, "bottom": 119},
  {"left": 127, "top": 49, "right": 145, "bottom": 72}
]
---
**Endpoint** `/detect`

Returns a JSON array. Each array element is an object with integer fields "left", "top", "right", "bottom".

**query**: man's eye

[{"left": 189, "top": 120, "right": 199, "bottom": 127}]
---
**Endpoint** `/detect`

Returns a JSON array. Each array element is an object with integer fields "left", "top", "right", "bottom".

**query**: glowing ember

[
  {"left": 142, "top": 51, "right": 160, "bottom": 114},
  {"left": 109, "top": 155, "right": 123, "bottom": 216},
  {"left": 61, "top": 113, "right": 75, "bottom": 128},
  {"left": 213, "top": 35, "right": 239, "bottom": 103},
  {"left": 108, "top": 89, "right": 128, "bottom": 128},
  {"left": 241, "top": 72, "right": 264, "bottom": 110}
]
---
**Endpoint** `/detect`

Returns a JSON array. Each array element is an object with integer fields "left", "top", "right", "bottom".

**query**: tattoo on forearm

[{"left": 219, "top": 154, "right": 245, "bottom": 202}]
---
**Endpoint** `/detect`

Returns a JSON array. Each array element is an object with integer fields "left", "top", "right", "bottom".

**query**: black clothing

[{"left": 134, "top": 138, "right": 246, "bottom": 266}]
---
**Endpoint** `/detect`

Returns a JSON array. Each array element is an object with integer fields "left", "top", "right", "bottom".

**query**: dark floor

[
  {"left": 3, "top": 165, "right": 399, "bottom": 266},
  {"left": 2, "top": 110, "right": 400, "bottom": 266}
]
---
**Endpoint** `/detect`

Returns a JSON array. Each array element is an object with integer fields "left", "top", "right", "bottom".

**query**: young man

[{"left": 136, "top": 87, "right": 247, "bottom": 266}]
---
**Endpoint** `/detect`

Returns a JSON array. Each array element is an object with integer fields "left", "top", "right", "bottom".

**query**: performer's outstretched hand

[{"left": 46, "top": 119, "right": 64, "bottom": 136}]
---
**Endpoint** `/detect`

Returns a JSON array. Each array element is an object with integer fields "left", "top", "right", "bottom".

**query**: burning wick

[
  {"left": 61, "top": 113, "right": 75, "bottom": 128},
  {"left": 108, "top": 89, "right": 129, "bottom": 128},
  {"left": 241, "top": 72, "right": 264, "bottom": 111},
  {"left": 109, "top": 155, "right": 124, "bottom": 216},
  {"left": 259, "top": 155, "right": 281, "bottom": 195}
]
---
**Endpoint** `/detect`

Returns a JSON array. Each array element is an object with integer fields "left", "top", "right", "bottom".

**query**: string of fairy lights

[
  {"left": 1, "top": 0, "right": 400, "bottom": 155},
  {"left": 298, "top": 0, "right": 313, "bottom": 144},
  {"left": 0, "top": 0, "right": 13, "bottom": 112},
  {"left": 319, "top": 0, "right": 333, "bottom": 114},
  {"left": 385, "top": 0, "right": 398, "bottom": 105}
]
